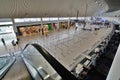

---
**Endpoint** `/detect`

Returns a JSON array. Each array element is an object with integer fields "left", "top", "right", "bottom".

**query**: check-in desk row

[
  {"left": 96, "top": 28, "right": 114, "bottom": 55},
  {"left": 70, "top": 51, "right": 99, "bottom": 79},
  {"left": 71, "top": 27, "right": 115, "bottom": 79}
]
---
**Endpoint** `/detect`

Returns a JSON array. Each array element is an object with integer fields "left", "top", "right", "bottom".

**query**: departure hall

[{"left": 0, "top": 0, "right": 120, "bottom": 80}]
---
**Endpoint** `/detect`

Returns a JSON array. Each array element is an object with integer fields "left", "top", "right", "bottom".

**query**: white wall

[{"left": 106, "top": 44, "right": 120, "bottom": 80}]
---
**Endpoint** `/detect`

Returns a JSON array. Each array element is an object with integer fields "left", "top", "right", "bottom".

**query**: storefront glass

[
  {"left": 22, "top": 45, "right": 62, "bottom": 80},
  {"left": 19, "top": 25, "right": 41, "bottom": 36}
]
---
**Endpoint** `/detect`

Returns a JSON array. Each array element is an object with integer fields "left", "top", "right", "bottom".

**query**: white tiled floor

[{"left": 0, "top": 25, "right": 113, "bottom": 71}]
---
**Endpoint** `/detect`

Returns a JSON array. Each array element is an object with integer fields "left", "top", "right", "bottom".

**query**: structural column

[
  {"left": 40, "top": 17, "right": 44, "bottom": 28},
  {"left": 68, "top": 17, "right": 70, "bottom": 29},
  {"left": 51, "top": 22, "right": 54, "bottom": 30},
  {"left": 41, "top": 17, "right": 44, "bottom": 35},
  {"left": 57, "top": 17, "right": 60, "bottom": 31},
  {"left": 83, "top": 4, "right": 88, "bottom": 29},
  {"left": 12, "top": 18, "right": 18, "bottom": 35}
]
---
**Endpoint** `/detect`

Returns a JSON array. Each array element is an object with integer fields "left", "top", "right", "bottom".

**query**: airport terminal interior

[{"left": 0, "top": 0, "right": 120, "bottom": 80}]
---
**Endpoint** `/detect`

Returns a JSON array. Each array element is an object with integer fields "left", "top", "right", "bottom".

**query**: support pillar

[
  {"left": 68, "top": 17, "right": 70, "bottom": 29},
  {"left": 51, "top": 22, "right": 54, "bottom": 30},
  {"left": 41, "top": 17, "right": 44, "bottom": 28},
  {"left": 83, "top": 4, "right": 88, "bottom": 29},
  {"left": 57, "top": 17, "right": 60, "bottom": 31},
  {"left": 12, "top": 18, "right": 18, "bottom": 35},
  {"left": 41, "top": 17, "right": 44, "bottom": 35}
]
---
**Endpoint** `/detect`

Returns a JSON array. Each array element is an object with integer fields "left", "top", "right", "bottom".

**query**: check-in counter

[{"left": 71, "top": 25, "right": 115, "bottom": 78}]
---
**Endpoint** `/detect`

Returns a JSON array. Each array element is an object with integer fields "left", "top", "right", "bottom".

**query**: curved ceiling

[
  {"left": 105, "top": 0, "right": 120, "bottom": 12},
  {"left": 0, "top": 0, "right": 107, "bottom": 18}
]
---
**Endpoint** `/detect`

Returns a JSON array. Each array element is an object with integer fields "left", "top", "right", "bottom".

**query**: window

[
  {"left": 15, "top": 18, "right": 41, "bottom": 23},
  {"left": 59, "top": 17, "right": 69, "bottom": 20},
  {"left": 49, "top": 17, "right": 58, "bottom": 21},
  {"left": 42, "top": 18, "right": 50, "bottom": 21},
  {"left": 70, "top": 17, "right": 77, "bottom": 20},
  {"left": 0, "top": 22, "right": 12, "bottom": 25}
]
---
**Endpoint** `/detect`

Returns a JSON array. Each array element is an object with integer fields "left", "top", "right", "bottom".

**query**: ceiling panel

[
  {"left": 105, "top": 0, "right": 120, "bottom": 12},
  {"left": 0, "top": 0, "right": 107, "bottom": 18}
]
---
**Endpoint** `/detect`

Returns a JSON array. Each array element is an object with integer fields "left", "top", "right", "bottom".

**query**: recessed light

[{"left": 95, "top": 1, "right": 98, "bottom": 4}]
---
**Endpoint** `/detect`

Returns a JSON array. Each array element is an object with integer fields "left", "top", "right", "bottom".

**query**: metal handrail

[{"left": 0, "top": 56, "right": 16, "bottom": 79}]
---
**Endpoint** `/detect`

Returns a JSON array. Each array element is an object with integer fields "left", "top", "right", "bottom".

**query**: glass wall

[
  {"left": 15, "top": 18, "right": 41, "bottom": 23},
  {"left": 49, "top": 18, "right": 58, "bottom": 21},
  {"left": 0, "top": 22, "right": 12, "bottom": 26},
  {"left": 42, "top": 18, "right": 50, "bottom": 21},
  {"left": 18, "top": 25, "right": 41, "bottom": 36},
  {"left": 22, "top": 45, "right": 62, "bottom": 80},
  {"left": 59, "top": 17, "right": 69, "bottom": 20}
]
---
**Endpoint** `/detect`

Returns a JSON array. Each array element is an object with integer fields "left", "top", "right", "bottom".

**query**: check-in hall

[{"left": 0, "top": 0, "right": 120, "bottom": 80}]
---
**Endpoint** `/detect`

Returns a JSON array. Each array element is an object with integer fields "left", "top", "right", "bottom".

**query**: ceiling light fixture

[
  {"left": 95, "top": 1, "right": 102, "bottom": 6},
  {"left": 95, "top": 1, "right": 98, "bottom": 4}
]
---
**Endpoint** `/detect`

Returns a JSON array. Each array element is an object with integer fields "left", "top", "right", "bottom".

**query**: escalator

[
  {"left": 21, "top": 43, "right": 78, "bottom": 80},
  {"left": 1, "top": 43, "right": 78, "bottom": 80},
  {"left": 2, "top": 54, "right": 32, "bottom": 80},
  {"left": 0, "top": 55, "right": 16, "bottom": 79}
]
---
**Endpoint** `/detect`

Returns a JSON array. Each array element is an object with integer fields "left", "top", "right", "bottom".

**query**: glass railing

[
  {"left": 0, "top": 55, "right": 15, "bottom": 79},
  {"left": 21, "top": 43, "right": 78, "bottom": 80}
]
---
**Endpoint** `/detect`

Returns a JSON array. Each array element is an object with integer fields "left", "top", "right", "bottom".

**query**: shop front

[
  {"left": 53, "top": 23, "right": 58, "bottom": 30},
  {"left": 18, "top": 23, "right": 54, "bottom": 37},
  {"left": 70, "top": 21, "right": 75, "bottom": 27},
  {"left": 60, "top": 22, "right": 68, "bottom": 29},
  {"left": 17, "top": 25, "right": 41, "bottom": 36}
]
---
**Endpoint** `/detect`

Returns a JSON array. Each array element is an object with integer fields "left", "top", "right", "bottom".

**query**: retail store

[
  {"left": 60, "top": 22, "right": 68, "bottom": 29},
  {"left": 17, "top": 23, "right": 54, "bottom": 36},
  {"left": 17, "top": 24, "right": 41, "bottom": 36},
  {"left": 52, "top": 23, "right": 58, "bottom": 30}
]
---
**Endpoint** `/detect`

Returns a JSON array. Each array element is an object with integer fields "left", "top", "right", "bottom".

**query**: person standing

[
  {"left": 41, "top": 28, "right": 44, "bottom": 35},
  {"left": 1, "top": 38, "right": 5, "bottom": 45}
]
